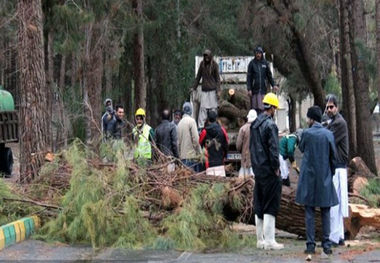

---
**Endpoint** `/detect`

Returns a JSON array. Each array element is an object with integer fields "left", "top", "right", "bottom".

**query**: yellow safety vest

[{"left": 133, "top": 124, "right": 152, "bottom": 159}]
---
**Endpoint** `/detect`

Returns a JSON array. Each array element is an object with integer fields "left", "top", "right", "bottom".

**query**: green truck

[{"left": 0, "top": 85, "right": 18, "bottom": 176}]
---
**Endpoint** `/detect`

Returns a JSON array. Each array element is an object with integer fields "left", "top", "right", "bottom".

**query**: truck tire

[{"left": 1, "top": 147, "right": 13, "bottom": 177}]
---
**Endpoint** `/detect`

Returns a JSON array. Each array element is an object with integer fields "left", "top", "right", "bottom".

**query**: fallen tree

[{"left": 3, "top": 140, "right": 379, "bottom": 249}]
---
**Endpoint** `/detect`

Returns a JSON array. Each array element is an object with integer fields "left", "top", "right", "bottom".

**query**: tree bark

[
  {"left": 376, "top": 0, "right": 380, "bottom": 106},
  {"left": 339, "top": 0, "right": 357, "bottom": 158},
  {"left": 132, "top": 0, "right": 146, "bottom": 111},
  {"left": 350, "top": 0, "right": 377, "bottom": 174},
  {"left": 57, "top": 54, "right": 67, "bottom": 148},
  {"left": 47, "top": 30, "right": 55, "bottom": 151},
  {"left": 17, "top": 0, "right": 49, "bottom": 182},
  {"left": 288, "top": 95, "right": 296, "bottom": 132}
]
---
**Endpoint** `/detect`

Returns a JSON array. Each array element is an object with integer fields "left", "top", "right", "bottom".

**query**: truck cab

[{"left": 0, "top": 85, "right": 18, "bottom": 176}]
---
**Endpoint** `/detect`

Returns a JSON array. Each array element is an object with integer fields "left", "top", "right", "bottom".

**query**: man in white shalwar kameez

[{"left": 325, "top": 94, "right": 349, "bottom": 246}]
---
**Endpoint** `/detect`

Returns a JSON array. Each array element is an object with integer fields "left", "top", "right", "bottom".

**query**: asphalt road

[{"left": 0, "top": 239, "right": 379, "bottom": 262}]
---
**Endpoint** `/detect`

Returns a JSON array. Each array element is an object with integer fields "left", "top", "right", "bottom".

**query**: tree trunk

[
  {"left": 376, "top": 0, "right": 380, "bottom": 105},
  {"left": 350, "top": 0, "right": 377, "bottom": 174},
  {"left": 17, "top": 0, "right": 49, "bottom": 182},
  {"left": 83, "top": 23, "right": 92, "bottom": 142},
  {"left": 105, "top": 51, "right": 112, "bottom": 96},
  {"left": 132, "top": 0, "right": 146, "bottom": 111},
  {"left": 56, "top": 54, "right": 67, "bottom": 148},
  {"left": 87, "top": 34, "right": 103, "bottom": 141},
  {"left": 339, "top": 0, "right": 357, "bottom": 158},
  {"left": 288, "top": 95, "right": 296, "bottom": 132},
  {"left": 47, "top": 30, "right": 55, "bottom": 151}
]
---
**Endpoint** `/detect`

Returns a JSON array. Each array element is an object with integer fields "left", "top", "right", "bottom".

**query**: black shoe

[
  {"left": 304, "top": 247, "right": 315, "bottom": 254},
  {"left": 282, "top": 177, "right": 290, "bottom": 187},
  {"left": 339, "top": 239, "right": 345, "bottom": 246},
  {"left": 323, "top": 248, "right": 333, "bottom": 255},
  {"left": 304, "top": 244, "right": 316, "bottom": 254}
]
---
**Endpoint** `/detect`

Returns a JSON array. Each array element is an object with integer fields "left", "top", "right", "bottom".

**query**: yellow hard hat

[
  {"left": 135, "top": 108, "right": 146, "bottom": 117},
  {"left": 262, "top": 92, "right": 279, "bottom": 108}
]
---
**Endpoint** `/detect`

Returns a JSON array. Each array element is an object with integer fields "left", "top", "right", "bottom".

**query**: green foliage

[
  {"left": 35, "top": 141, "right": 256, "bottom": 251},
  {"left": 360, "top": 178, "right": 380, "bottom": 208},
  {"left": 0, "top": 179, "right": 40, "bottom": 226},
  {"left": 324, "top": 73, "right": 341, "bottom": 99},
  {"left": 38, "top": 140, "right": 155, "bottom": 248},
  {"left": 354, "top": 39, "right": 377, "bottom": 81},
  {"left": 161, "top": 183, "right": 255, "bottom": 251}
]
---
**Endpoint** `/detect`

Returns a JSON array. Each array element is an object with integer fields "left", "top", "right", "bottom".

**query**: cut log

[
  {"left": 348, "top": 157, "right": 376, "bottom": 193},
  {"left": 224, "top": 178, "right": 324, "bottom": 238},
  {"left": 218, "top": 100, "right": 248, "bottom": 121},
  {"left": 220, "top": 89, "right": 250, "bottom": 110},
  {"left": 224, "top": 178, "right": 378, "bottom": 239},
  {"left": 344, "top": 204, "right": 380, "bottom": 239}
]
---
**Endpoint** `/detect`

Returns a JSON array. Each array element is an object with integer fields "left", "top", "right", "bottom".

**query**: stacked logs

[{"left": 218, "top": 89, "right": 250, "bottom": 130}]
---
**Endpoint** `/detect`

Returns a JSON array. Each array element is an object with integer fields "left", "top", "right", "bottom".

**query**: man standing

[
  {"left": 192, "top": 49, "right": 220, "bottom": 128},
  {"left": 101, "top": 98, "right": 114, "bottom": 140},
  {"left": 132, "top": 108, "right": 155, "bottom": 165},
  {"left": 172, "top": 110, "right": 182, "bottom": 126},
  {"left": 178, "top": 102, "right": 201, "bottom": 172},
  {"left": 296, "top": 106, "right": 338, "bottom": 255},
  {"left": 236, "top": 109, "right": 257, "bottom": 178},
  {"left": 247, "top": 46, "right": 278, "bottom": 114},
  {"left": 199, "top": 110, "right": 228, "bottom": 176},
  {"left": 155, "top": 109, "right": 179, "bottom": 172},
  {"left": 107, "top": 105, "right": 126, "bottom": 140},
  {"left": 325, "top": 94, "right": 349, "bottom": 246},
  {"left": 250, "top": 92, "right": 283, "bottom": 250}
]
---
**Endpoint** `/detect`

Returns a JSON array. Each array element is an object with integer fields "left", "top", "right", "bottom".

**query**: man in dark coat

[
  {"left": 155, "top": 109, "right": 179, "bottom": 158},
  {"left": 325, "top": 94, "right": 349, "bottom": 246},
  {"left": 296, "top": 105, "right": 338, "bottom": 255},
  {"left": 107, "top": 105, "right": 125, "bottom": 140},
  {"left": 192, "top": 49, "right": 220, "bottom": 128},
  {"left": 250, "top": 92, "right": 283, "bottom": 250},
  {"left": 199, "top": 110, "right": 229, "bottom": 176},
  {"left": 247, "top": 46, "right": 278, "bottom": 114}
]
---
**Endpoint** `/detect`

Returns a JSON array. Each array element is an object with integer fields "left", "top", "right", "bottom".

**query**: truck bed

[{"left": 0, "top": 111, "right": 19, "bottom": 144}]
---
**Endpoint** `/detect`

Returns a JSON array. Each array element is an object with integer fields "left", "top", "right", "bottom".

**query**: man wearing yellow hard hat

[
  {"left": 250, "top": 92, "right": 283, "bottom": 250},
  {"left": 132, "top": 108, "right": 155, "bottom": 165}
]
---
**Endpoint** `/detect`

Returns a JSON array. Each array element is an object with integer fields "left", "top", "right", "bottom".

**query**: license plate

[{"left": 227, "top": 153, "right": 241, "bottom": 160}]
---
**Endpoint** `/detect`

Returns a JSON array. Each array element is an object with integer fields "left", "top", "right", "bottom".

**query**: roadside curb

[{"left": 0, "top": 216, "right": 40, "bottom": 250}]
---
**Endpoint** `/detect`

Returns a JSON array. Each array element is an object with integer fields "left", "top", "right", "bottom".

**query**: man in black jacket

[
  {"left": 247, "top": 46, "right": 278, "bottom": 114},
  {"left": 325, "top": 94, "right": 349, "bottom": 247},
  {"left": 107, "top": 105, "right": 125, "bottom": 140},
  {"left": 155, "top": 109, "right": 179, "bottom": 161},
  {"left": 250, "top": 92, "right": 283, "bottom": 250},
  {"left": 199, "top": 110, "right": 229, "bottom": 176}
]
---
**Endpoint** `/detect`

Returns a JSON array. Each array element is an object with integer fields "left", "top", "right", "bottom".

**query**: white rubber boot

[
  {"left": 255, "top": 215, "right": 265, "bottom": 249},
  {"left": 263, "top": 214, "right": 284, "bottom": 250}
]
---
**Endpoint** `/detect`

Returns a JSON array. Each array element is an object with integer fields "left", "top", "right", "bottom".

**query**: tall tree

[
  {"left": 376, "top": 0, "right": 380, "bottom": 105},
  {"left": 339, "top": 0, "right": 357, "bottom": 158},
  {"left": 350, "top": 0, "right": 377, "bottom": 174},
  {"left": 132, "top": 0, "right": 146, "bottom": 111},
  {"left": 17, "top": 0, "right": 49, "bottom": 182}
]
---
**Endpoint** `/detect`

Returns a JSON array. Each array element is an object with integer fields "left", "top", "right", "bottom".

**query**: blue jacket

[{"left": 295, "top": 123, "right": 338, "bottom": 207}]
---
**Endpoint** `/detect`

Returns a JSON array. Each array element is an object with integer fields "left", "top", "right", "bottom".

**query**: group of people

[
  {"left": 101, "top": 98, "right": 230, "bottom": 176},
  {"left": 251, "top": 91, "right": 348, "bottom": 256},
  {"left": 101, "top": 46, "right": 349, "bottom": 256}
]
